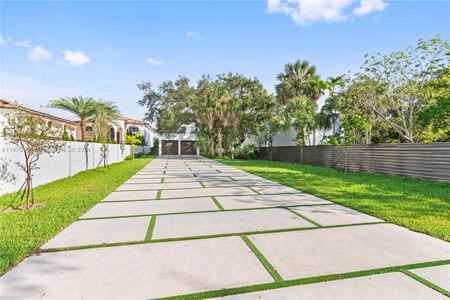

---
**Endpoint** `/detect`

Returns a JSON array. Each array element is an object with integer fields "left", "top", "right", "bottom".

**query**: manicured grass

[
  {"left": 217, "top": 158, "right": 450, "bottom": 241},
  {"left": 0, "top": 156, "right": 153, "bottom": 274}
]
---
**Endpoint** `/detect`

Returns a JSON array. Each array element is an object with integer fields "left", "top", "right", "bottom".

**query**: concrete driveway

[{"left": 1, "top": 156, "right": 449, "bottom": 299}]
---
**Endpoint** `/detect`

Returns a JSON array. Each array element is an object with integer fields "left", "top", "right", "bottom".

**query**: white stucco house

[
  {"left": 158, "top": 124, "right": 199, "bottom": 155},
  {"left": 0, "top": 99, "right": 79, "bottom": 140}
]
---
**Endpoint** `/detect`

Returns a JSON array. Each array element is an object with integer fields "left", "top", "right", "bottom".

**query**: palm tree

[
  {"left": 90, "top": 100, "right": 120, "bottom": 168},
  {"left": 90, "top": 100, "right": 120, "bottom": 143},
  {"left": 48, "top": 96, "right": 96, "bottom": 142},
  {"left": 275, "top": 60, "right": 321, "bottom": 104},
  {"left": 317, "top": 76, "right": 345, "bottom": 135}
]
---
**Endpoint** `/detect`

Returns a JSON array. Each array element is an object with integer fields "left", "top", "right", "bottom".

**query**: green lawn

[
  {"left": 217, "top": 158, "right": 450, "bottom": 242},
  {"left": 0, "top": 156, "right": 153, "bottom": 274}
]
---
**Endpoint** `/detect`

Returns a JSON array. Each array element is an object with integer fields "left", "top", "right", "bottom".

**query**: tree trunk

[
  {"left": 209, "top": 133, "right": 215, "bottom": 157},
  {"left": 313, "top": 128, "right": 316, "bottom": 145},
  {"left": 25, "top": 165, "right": 31, "bottom": 209},
  {"left": 217, "top": 127, "right": 223, "bottom": 158},
  {"left": 80, "top": 118, "right": 86, "bottom": 142}
]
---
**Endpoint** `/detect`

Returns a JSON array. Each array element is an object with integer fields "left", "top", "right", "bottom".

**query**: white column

[
  {"left": 158, "top": 139, "right": 162, "bottom": 155},
  {"left": 178, "top": 139, "right": 181, "bottom": 155}
]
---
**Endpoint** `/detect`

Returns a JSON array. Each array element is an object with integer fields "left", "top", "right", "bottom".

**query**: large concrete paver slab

[
  {"left": 410, "top": 264, "right": 450, "bottom": 291},
  {"left": 152, "top": 208, "right": 315, "bottom": 239},
  {"left": 249, "top": 224, "right": 450, "bottom": 280},
  {"left": 202, "top": 179, "right": 279, "bottom": 188},
  {"left": 132, "top": 173, "right": 195, "bottom": 179},
  {"left": 217, "top": 194, "right": 331, "bottom": 209},
  {"left": 81, "top": 198, "right": 218, "bottom": 218},
  {"left": 291, "top": 204, "right": 381, "bottom": 226},
  {"left": 124, "top": 178, "right": 162, "bottom": 184},
  {"left": 160, "top": 186, "right": 256, "bottom": 199},
  {"left": 117, "top": 182, "right": 202, "bottom": 191},
  {"left": 42, "top": 217, "right": 150, "bottom": 249},
  {"left": 250, "top": 185, "right": 301, "bottom": 195},
  {"left": 102, "top": 190, "right": 157, "bottom": 201},
  {"left": 0, "top": 237, "right": 273, "bottom": 300},
  {"left": 214, "top": 272, "right": 448, "bottom": 300}
]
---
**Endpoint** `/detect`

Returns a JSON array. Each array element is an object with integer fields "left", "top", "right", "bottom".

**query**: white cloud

[
  {"left": 186, "top": 30, "right": 203, "bottom": 39},
  {"left": 14, "top": 40, "right": 32, "bottom": 48},
  {"left": 64, "top": 50, "right": 90, "bottom": 66},
  {"left": 266, "top": 0, "right": 388, "bottom": 25},
  {"left": 146, "top": 57, "right": 164, "bottom": 65},
  {"left": 353, "top": 0, "right": 388, "bottom": 16},
  {"left": 28, "top": 46, "right": 53, "bottom": 61}
]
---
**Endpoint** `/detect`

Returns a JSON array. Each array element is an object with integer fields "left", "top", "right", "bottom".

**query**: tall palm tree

[
  {"left": 48, "top": 96, "right": 96, "bottom": 142},
  {"left": 90, "top": 100, "right": 120, "bottom": 143},
  {"left": 275, "top": 60, "right": 321, "bottom": 104}
]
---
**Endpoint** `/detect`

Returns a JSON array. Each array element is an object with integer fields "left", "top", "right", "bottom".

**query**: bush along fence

[
  {"left": 0, "top": 139, "right": 134, "bottom": 196},
  {"left": 258, "top": 143, "right": 450, "bottom": 183}
]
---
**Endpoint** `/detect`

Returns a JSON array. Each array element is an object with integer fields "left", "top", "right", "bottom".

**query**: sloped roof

[{"left": 0, "top": 99, "right": 79, "bottom": 126}]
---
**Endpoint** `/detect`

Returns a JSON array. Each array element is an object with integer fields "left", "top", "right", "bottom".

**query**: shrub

[
  {"left": 125, "top": 154, "right": 134, "bottom": 160},
  {"left": 236, "top": 144, "right": 259, "bottom": 160}
]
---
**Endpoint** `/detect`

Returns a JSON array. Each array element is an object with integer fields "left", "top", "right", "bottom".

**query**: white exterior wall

[{"left": 0, "top": 138, "right": 132, "bottom": 196}]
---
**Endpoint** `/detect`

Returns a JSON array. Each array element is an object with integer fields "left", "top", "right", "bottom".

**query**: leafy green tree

[
  {"left": 138, "top": 77, "right": 195, "bottom": 134},
  {"left": 48, "top": 96, "right": 96, "bottom": 142},
  {"left": 282, "top": 96, "right": 317, "bottom": 163},
  {"left": 356, "top": 35, "right": 449, "bottom": 142},
  {"left": 317, "top": 76, "right": 345, "bottom": 135},
  {"left": 126, "top": 133, "right": 143, "bottom": 158},
  {"left": 3, "top": 107, "right": 64, "bottom": 210}
]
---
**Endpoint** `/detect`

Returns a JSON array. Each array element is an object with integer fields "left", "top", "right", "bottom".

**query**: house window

[
  {"left": 128, "top": 127, "right": 139, "bottom": 135},
  {"left": 86, "top": 126, "right": 93, "bottom": 132}
]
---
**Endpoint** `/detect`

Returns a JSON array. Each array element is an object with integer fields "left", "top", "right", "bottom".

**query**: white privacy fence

[{"left": 0, "top": 139, "right": 133, "bottom": 195}]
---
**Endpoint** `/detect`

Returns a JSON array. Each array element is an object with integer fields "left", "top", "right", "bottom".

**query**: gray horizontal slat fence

[{"left": 258, "top": 143, "right": 450, "bottom": 183}]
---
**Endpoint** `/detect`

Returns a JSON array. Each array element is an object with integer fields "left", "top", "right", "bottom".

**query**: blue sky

[{"left": 1, "top": 0, "right": 449, "bottom": 121}]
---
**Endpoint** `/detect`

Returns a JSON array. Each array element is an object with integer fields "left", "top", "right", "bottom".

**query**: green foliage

[
  {"left": 138, "top": 73, "right": 275, "bottom": 158},
  {"left": 354, "top": 35, "right": 449, "bottom": 143},
  {"left": 48, "top": 96, "right": 97, "bottom": 142},
  {"left": 125, "top": 154, "right": 134, "bottom": 160},
  {"left": 0, "top": 156, "right": 153, "bottom": 273},
  {"left": 61, "top": 130, "right": 70, "bottom": 141},
  {"left": 236, "top": 144, "right": 259, "bottom": 160},
  {"left": 218, "top": 158, "right": 450, "bottom": 242},
  {"left": 3, "top": 108, "right": 65, "bottom": 209},
  {"left": 282, "top": 96, "right": 318, "bottom": 145}
]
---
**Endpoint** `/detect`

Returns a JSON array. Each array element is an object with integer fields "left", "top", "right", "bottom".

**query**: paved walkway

[{"left": 1, "top": 156, "right": 449, "bottom": 299}]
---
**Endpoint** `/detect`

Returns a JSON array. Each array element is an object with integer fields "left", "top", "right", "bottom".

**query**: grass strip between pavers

[
  {"left": 154, "top": 260, "right": 450, "bottom": 300},
  {"left": 211, "top": 196, "right": 225, "bottom": 210},
  {"left": 199, "top": 181, "right": 206, "bottom": 188},
  {"left": 41, "top": 222, "right": 387, "bottom": 253},
  {"left": 145, "top": 216, "right": 157, "bottom": 241},
  {"left": 78, "top": 203, "right": 334, "bottom": 221},
  {"left": 247, "top": 186, "right": 261, "bottom": 195},
  {"left": 401, "top": 270, "right": 450, "bottom": 297},
  {"left": 285, "top": 207, "right": 322, "bottom": 227},
  {"left": 156, "top": 190, "right": 162, "bottom": 200},
  {"left": 160, "top": 178, "right": 165, "bottom": 183},
  {"left": 240, "top": 235, "right": 283, "bottom": 282}
]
